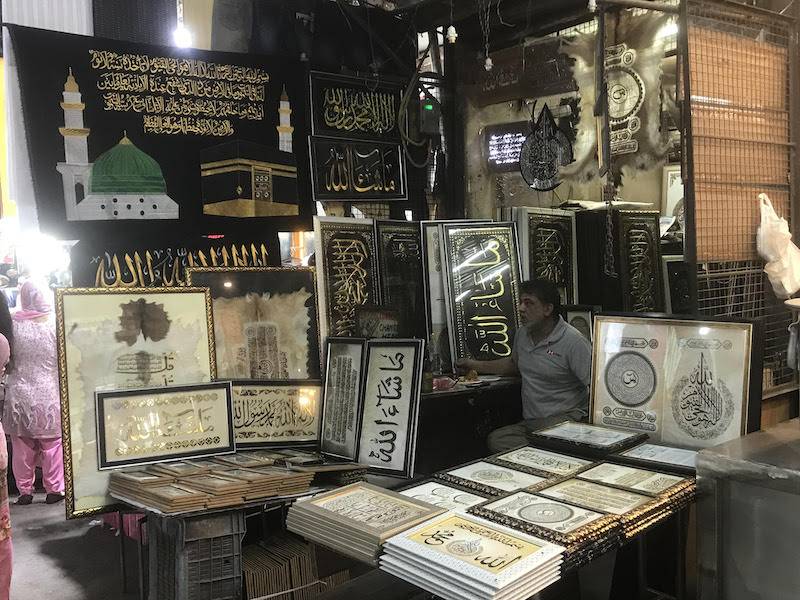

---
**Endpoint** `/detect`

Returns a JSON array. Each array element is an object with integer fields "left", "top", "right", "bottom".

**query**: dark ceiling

[{"left": 390, "top": 0, "right": 591, "bottom": 50}]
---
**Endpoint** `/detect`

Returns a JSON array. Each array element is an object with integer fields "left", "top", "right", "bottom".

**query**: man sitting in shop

[{"left": 459, "top": 278, "right": 592, "bottom": 453}]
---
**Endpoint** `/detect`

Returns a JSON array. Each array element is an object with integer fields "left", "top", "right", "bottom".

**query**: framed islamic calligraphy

[
  {"left": 441, "top": 222, "right": 522, "bottom": 372},
  {"left": 309, "top": 136, "right": 406, "bottom": 202},
  {"left": 56, "top": 287, "right": 215, "bottom": 518},
  {"left": 185, "top": 267, "right": 321, "bottom": 379},
  {"left": 321, "top": 338, "right": 366, "bottom": 461},
  {"left": 313, "top": 217, "right": 380, "bottom": 341},
  {"left": 617, "top": 211, "right": 665, "bottom": 313},
  {"left": 96, "top": 382, "right": 234, "bottom": 470},
  {"left": 357, "top": 339, "right": 425, "bottom": 478},
  {"left": 421, "top": 219, "right": 490, "bottom": 371},
  {"left": 513, "top": 207, "right": 578, "bottom": 304},
  {"left": 590, "top": 315, "right": 762, "bottom": 450},
  {"left": 309, "top": 71, "right": 402, "bottom": 142},
  {"left": 560, "top": 305, "right": 600, "bottom": 342},
  {"left": 232, "top": 380, "right": 322, "bottom": 448}
]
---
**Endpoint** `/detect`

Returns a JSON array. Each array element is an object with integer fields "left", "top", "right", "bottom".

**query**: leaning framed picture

[
  {"left": 186, "top": 266, "right": 321, "bottom": 379},
  {"left": 440, "top": 222, "right": 522, "bottom": 372},
  {"left": 56, "top": 287, "right": 215, "bottom": 519},
  {"left": 313, "top": 216, "right": 380, "bottom": 341},
  {"left": 590, "top": 314, "right": 763, "bottom": 449},
  {"left": 96, "top": 382, "right": 234, "bottom": 470},
  {"left": 661, "top": 165, "right": 683, "bottom": 219},
  {"left": 320, "top": 338, "right": 367, "bottom": 461},
  {"left": 560, "top": 304, "right": 601, "bottom": 342},
  {"left": 232, "top": 380, "right": 322, "bottom": 448},
  {"left": 357, "top": 338, "right": 425, "bottom": 477}
]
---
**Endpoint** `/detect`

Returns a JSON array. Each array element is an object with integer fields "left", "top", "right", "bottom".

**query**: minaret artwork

[
  {"left": 277, "top": 86, "right": 294, "bottom": 153},
  {"left": 55, "top": 68, "right": 178, "bottom": 221},
  {"left": 56, "top": 68, "right": 91, "bottom": 221}
]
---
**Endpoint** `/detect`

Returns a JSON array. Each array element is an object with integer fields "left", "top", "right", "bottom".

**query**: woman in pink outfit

[
  {"left": 0, "top": 333, "right": 14, "bottom": 600},
  {"left": 3, "top": 280, "right": 63, "bottom": 505}
]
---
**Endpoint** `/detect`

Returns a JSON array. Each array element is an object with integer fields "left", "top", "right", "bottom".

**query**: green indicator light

[{"left": 424, "top": 104, "right": 434, "bottom": 110}]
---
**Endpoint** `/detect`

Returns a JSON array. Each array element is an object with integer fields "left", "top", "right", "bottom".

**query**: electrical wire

[{"left": 398, "top": 41, "right": 434, "bottom": 169}]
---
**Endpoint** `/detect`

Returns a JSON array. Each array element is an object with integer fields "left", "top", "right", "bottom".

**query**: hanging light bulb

[
  {"left": 484, "top": 56, "right": 493, "bottom": 71},
  {"left": 446, "top": 25, "right": 458, "bottom": 44}
]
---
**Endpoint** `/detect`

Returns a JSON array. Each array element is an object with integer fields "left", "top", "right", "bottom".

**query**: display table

[{"left": 697, "top": 418, "right": 800, "bottom": 600}]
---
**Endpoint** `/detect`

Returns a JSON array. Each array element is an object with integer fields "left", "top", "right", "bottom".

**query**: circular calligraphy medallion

[
  {"left": 606, "top": 66, "right": 645, "bottom": 123},
  {"left": 471, "top": 469, "right": 513, "bottom": 483},
  {"left": 605, "top": 352, "right": 657, "bottom": 407},
  {"left": 446, "top": 539, "right": 483, "bottom": 557},
  {"left": 519, "top": 502, "right": 574, "bottom": 524}
]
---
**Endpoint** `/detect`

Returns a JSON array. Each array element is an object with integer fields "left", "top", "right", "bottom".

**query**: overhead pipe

[{"left": 589, "top": 0, "right": 679, "bottom": 14}]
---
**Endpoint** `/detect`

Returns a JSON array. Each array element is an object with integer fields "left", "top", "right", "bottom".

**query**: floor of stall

[{"left": 9, "top": 497, "right": 137, "bottom": 600}]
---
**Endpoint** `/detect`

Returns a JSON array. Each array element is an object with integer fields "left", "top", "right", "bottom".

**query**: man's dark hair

[{"left": 519, "top": 279, "right": 562, "bottom": 317}]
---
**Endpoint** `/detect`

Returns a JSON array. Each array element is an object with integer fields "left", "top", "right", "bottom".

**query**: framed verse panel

[
  {"left": 398, "top": 480, "right": 488, "bottom": 512},
  {"left": 441, "top": 222, "right": 522, "bottom": 372},
  {"left": 96, "top": 382, "right": 234, "bottom": 469},
  {"left": 357, "top": 339, "right": 424, "bottom": 477},
  {"left": 309, "top": 137, "right": 406, "bottom": 202},
  {"left": 436, "top": 460, "right": 547, "bottom": 497},
  {"left": 591, "top": 315, "right": 761, "bottom": 449},
  {"left": 617, "top": 211, "right": 665, "bottom": 313},
  {"left": 313, "top": 216, "right": 380, "bottom": 341},
  {"left": 309, "top": 71, "right": 402, "bottom": 142},
  {"left": 528, "top": 421, "right": 648, "bottom": 456},
  {"left": 375, "top": 220, "right": 425, "bottom": 338},
  {"left": 57, "top": 287, "right": 215, "bottom": 519},
  {"left": 513, "top": 207, "right": 578, "bottom": 304},
  {"left": 232, "top": 380, "right": 322, "bottom": 448},
  {"left": 614, "top": 443, "right": 697, "bottom": 476},
  {"left": 186, "top": 267, "right": 321, "bottom": 379},
  {"left": 321, "top": 338, "right": 366, "bottom": 461}
]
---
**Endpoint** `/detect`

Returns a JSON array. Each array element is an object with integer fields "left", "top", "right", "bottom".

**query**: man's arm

[
  {"left": 456, "top": 357, "right": 518, "bottom": 376},
  {"left": 568, "top": 336, "right": 593, "bottom": 390}
]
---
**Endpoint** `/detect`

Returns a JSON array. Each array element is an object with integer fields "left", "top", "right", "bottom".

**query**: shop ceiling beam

[{"left": 591, "top": 0, "right": 680, "bottom": 13}]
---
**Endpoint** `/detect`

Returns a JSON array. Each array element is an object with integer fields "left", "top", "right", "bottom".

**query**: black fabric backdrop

[{"left": 8, "top": 24, "right": 312, "bottom": 244}]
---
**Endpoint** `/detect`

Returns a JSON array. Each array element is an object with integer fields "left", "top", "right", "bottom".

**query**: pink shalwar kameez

[
  {"left": 4, "top": 283, "right": 63, "bottom": 497},
  {"left": 0, "top": 334, "right": 15, "bottom": 600}
]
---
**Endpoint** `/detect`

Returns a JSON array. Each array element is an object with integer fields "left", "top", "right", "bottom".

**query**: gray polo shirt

[{"left": 513, "top": 316, "right": 592, "bottom": 420}]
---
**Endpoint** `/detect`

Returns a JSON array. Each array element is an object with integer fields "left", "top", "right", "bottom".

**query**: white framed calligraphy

[
  {"left": 591, "top": 315, "right": 760, "bottom": 449},
  {"left": 357, "top": 339, "right": 425, "bottom": 478},
  {"left": 232, "top": 380, "right": 321, "bottom": 448},
  {"left": 96, "top": 382, "right": 234, "bottom": 470},
  {"left": 321, "top": 338, "right": 367, "bottom": 461}
]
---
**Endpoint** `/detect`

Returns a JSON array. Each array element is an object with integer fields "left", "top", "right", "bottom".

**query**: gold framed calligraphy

[
  {"left": 309, "top": 71, "right": 402, "bottom": 141},
  {"left": 232, "top": 380, "right": 322, "bottom": 448},
  {"left": 441, "top": 222, "right": 522, "bottom": 371},
  {"left": 321, "top": 338, "right": 366, "bottom": 461},
  {"left": 309, "top": 137, "right": 406, "bottom": 202},
  {"left": 185, "top": 267, "right": 321, "bottom": 379},
  {"left": 357, "top": 339, "right": 425, "bottom": 478},
  {"left": 313, "top": 217, "right": 380, "bottom": 340},
  {"left": 57, "top": 287, "right": 216, "bottom": 518},
  {"left": 590, "top": 315, "right": 762, "bottom": 450},
  {"left": 96, "top": 382, "right": 234, "bottom": 469}
]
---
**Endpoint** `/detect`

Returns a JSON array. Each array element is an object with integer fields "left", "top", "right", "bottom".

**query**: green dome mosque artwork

[{"left": 56, "top": 69, "right": 179, "bottom": 221}]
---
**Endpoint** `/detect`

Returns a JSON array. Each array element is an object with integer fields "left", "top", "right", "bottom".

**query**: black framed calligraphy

[
  {"left": 357, "top": 339, "right": 425, "bottom": 478},
  {"left": 313, "top": 216, "right": 380, "bottom": 341},
  {"left": 309, "top": 137, "right": 406, "bottom": 202},
  {"left": 231, "top": 380, "right": 322, "bottom": 449},
  {"left": 309, "top": 71, "right": 402, "bottom": 142},
  {"left": 96, "top": 382, "right": 234, "bottom": 470},
  {"left": 617, "top": 211, "right": 665, "bottom": 313},
  {"left": 441, "top": 223, "right": 523, "bottom": 372},
  {"left": 321, "top": 338, "right": 367, "bottom": 461}
]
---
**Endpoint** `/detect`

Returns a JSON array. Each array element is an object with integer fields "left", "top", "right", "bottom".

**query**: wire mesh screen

[
  {"left": 687, "top": 1, "right": 797, "bottom": 395},
  {"left": 697, "top": 261, "right": 796, "bottom": 394},
  {"left": 687, "top": 2, "right": 791, "bottom": 262}
]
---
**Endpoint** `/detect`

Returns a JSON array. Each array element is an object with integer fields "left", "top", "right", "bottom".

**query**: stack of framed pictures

[
  {"left": 57, "top": 287, "right": 216, "bottom": 519},
  {"left": 380, "top": 512, "right": 565, "bottom": 600},
  {"left": 528, "top": 462, "right": 696, "bottom": 539},
  {"left": 286, "top": 482, "right": 445, "bottom": 565},
  {"left": 526, "top": 421, "right": 648, "bottom": 458},
  {"left": 468, "top": 490, "right": 622, "bottom": 572},
  {"left": 434, "top": 459, "right": 551, "bottom": 497},
  {"left": 512, "top": 206, "right": 578, "bottom": 304},
  {"left": 320, "top": 337, "right": 425, "bottom": 477},
  {"left": 590, "top": 314, "right": 762, "bottom": 449},
  {"left": 439, "top": 221, "right": 522, "bottom": 372}
]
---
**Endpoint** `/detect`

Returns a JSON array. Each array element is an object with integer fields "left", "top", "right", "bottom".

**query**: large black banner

[{"left": 9, "top": 25, "right": 311, "bottom": 242}]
